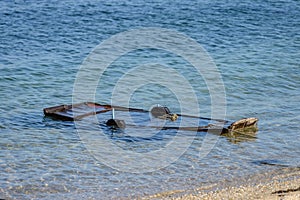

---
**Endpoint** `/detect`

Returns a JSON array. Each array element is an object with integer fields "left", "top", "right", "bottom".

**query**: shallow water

[{"left": 0, "top": 0, "right": 299, "bottom": 199}]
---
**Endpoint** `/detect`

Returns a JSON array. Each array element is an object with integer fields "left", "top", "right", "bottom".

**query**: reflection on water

[{"left": 225, "top": 134, "right": 257, "bottom": 144}]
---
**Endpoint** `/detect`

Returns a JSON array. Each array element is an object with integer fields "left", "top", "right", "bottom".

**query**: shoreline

[{"left": 144, "top": 167, "right": 300, "bottom": 200}]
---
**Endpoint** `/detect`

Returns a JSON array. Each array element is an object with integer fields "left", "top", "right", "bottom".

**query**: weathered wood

[
  {"left": 228, "top": 118, "right": 258, "bottom": 131},
  {"left": 226, "top": 117, "right": 258, "bottom": 135},
  {"left": 43, "top": 102, "right": 258, "bottom": 136},
  {"left": 43, "top": 102, "right": 111, "bottom": 120}
]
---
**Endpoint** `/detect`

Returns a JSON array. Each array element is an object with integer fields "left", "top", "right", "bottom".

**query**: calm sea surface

[{"left": 0, "top": 0, "right": 299, "bottom": 199}]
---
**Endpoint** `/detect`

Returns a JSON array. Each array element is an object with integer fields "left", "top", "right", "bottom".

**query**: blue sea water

[{"left": 0, "top": 0, "right": 299, "bottom": 199}]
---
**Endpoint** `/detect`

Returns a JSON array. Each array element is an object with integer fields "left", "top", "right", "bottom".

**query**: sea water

[{"left": 0, "top": 0, "right": 299, "bottom": 199}]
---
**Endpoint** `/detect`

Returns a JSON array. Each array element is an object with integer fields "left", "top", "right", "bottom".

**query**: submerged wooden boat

[{"left": 43, "top": 102, "right": 258, "bottom": 136}]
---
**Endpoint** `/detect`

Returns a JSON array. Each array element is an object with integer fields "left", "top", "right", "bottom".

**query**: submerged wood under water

[{"left": 43, "top": 102, "right": 258, "bottom": 137}]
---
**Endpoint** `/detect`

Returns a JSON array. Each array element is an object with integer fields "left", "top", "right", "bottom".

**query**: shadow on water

[
  {"left": 223, "top": 131, "right": 257, "bottom": 144},
  {"left": 43, "top": 116, "right": 76, "bottom": 129},
  {"left": 252, "top": 159, "right": 300, "bottom": 169}
]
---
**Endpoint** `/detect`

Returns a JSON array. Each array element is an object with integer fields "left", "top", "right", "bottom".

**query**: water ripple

[{"left": 0, "top": 0, "right": 299, "bottom": 199}]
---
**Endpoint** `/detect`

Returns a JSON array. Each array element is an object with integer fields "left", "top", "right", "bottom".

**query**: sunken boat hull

[{"left": 44, "top": 102, "right": 258, "bottom": 136}]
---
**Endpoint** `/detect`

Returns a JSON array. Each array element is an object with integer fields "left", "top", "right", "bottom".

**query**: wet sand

[{"left": 144, "top": 168, "right": 300, "bottom": 200}]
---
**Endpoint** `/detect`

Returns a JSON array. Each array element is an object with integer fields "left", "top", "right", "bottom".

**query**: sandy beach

[{"left": 144, "top": 168, "right": 300, "bottom": 200}]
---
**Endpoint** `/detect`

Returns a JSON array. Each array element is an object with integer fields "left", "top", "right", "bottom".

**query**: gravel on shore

[{"left": 144, "top": 168, "right": 300, "bottom": 200}]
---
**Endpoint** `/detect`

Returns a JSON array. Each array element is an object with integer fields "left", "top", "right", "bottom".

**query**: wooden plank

[{"left": 43, "top": 102, "right": 258, "bottom": 136}]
